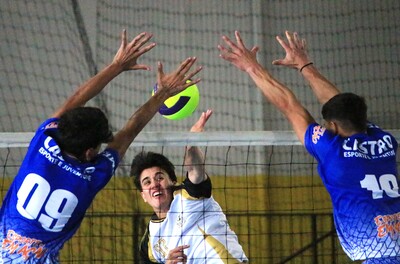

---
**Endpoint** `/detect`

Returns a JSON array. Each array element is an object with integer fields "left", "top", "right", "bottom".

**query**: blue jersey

[
  {"left": 0, "top": 118, "right": 119, "bottom": 263},
  {"left": 305, "top": 122, "right": 400, "bottom": 261}
]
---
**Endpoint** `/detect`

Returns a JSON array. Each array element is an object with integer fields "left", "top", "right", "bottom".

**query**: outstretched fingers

[
  {"left": 218, "top": 33, "right": 245, "bottom": 61},
  {"left": 120, "top": 29, "right": 127, "bottom": 50},
  {"left": 275, "top": 35, "right": 290, "bottom": 52},
  {"left": 176, "top": 57, "right": 203, "bottom": 87},
  {"left": 156, "top": 57, "right": 202, "bottom": 98},
  {"left": 113, "top": 30, "right": 156, "bottom": 71},
  {"left": 127, "top": 32, "right": 154, "bottom": 53},
  {"left": 285, "top": 30, "right": 296, "bottom": 48},
  {"left": 191, "top": 109, "right": 213, "bottom": 132},
  {"left": 222, "top": 34, "right": 240, "bottom": 53},
  {"left": 183, "top": 66, "right": 203, "bottom": 86},
  {"left": 272, "top": 30, "right": 307, "bottom": 67},
  {"left": 156, "top": 61, "right": 164, "bottom": 85},
  {"left": 178, "top": 57, "right": 197, "bottom": 76},
  {"left": 128, "top": 32, "right": 156, "bottom": 70}
]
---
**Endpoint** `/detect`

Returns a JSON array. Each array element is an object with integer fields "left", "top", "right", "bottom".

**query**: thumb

[
  {"left": 131, "top": 64, "right": 151, "bottom": 71},
  {"left": 272, "top": 59, "right": 284, "bottom": 65}
]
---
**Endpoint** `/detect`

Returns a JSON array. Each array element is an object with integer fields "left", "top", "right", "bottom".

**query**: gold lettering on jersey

[
  {"left": 176, "top": 213, "right": 183, "bottom": 227},
  {"left": 154, "top": 238, "right": 168, "bottom": 259},
  {"left": 312, "top": 126, "right": 326, "bottom": 144}
]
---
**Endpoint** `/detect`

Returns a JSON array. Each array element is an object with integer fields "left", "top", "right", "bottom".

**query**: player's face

[{"left": 140, "top": 167, "right": 175, "bottom": 217}]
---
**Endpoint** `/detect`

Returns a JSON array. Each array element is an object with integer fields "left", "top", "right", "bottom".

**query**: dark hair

[
  {"left": 130, "top": 151, "right": 177, "bottom": 191},
  {"left": 57, "top": 107, "right": 112, "bottom": 159},
  {"left": 321, "top": 93, "right": 367, "bottom": 132}
]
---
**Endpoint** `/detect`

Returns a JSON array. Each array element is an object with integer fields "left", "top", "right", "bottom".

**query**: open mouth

[{"left": 152, "top": 191, "right": 162, "bottom": 197}]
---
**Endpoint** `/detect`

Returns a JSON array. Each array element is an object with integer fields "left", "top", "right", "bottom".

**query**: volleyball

[{"left": 152, "top": 81, "right": 200, "bottom": 120}]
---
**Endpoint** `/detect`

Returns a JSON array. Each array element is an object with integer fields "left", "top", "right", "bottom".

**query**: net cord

[{"left": 1, "top": 130, "right": 400, "bottom": 148}]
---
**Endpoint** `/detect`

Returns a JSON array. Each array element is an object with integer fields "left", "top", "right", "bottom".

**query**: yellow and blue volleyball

[{"left": 152, "top": 81, "right": 200, "bottom": 120}]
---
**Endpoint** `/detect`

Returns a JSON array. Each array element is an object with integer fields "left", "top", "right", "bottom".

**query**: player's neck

[
  {"left": 339, "top": 128, "right": 366, "bottom": 138},
  {"left": 155, "top": 211, "right": 168, "bottom": 219},
  {"left": 63, "top": 151, "right": 85, "bottom": 163}
]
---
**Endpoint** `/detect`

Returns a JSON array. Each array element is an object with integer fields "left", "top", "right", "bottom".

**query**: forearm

[
  {"left": 185, "top": 146, "right": 206, "bottom": 184},
  {"left": 246, "top": 63, "right": 314, "bottom": 145},
  {"left": 300, "top": 64, "right": 340, "bottom": 105},
  {"left": 52, "top": 63, "right": 123, "bottom": 117},
  {"left": 108, "top": 90, "right": 170, "bottom": 158},
  {"left": 246, "top": 63, "right": 297, "bottom": 114}
]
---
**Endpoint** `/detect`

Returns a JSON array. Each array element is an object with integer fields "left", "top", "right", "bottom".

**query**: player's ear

[
  {"left": 324, "top": 120, "right": 339, "bottom": 135},
  {"left": 330, "top": 121, "right": 339, "bottom": 135},
  {"left": 84, "top": 147, "right": 98, "bottom": 162},
  {"left": 141, "top": 192, "right": 147, "bottom": 203}
]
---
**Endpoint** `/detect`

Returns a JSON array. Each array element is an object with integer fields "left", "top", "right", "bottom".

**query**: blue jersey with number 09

[
  {"left": 0, "top": 118, "right": 119, "bottom": 263},
  {"left": 305, "top": 122, "right": 400, "bottom": 261}
]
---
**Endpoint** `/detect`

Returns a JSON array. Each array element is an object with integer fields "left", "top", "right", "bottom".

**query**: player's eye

[
  {"left": 155, "top": 174, "right": 164, "bottom": 182},
  {"left": 142, "top": 179, "right": 150, "bottom": 186}
]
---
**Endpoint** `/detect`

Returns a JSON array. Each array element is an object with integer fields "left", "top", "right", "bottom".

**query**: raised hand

[
  {"left": 112, "top": 29, "right": 156, "bottom": 71},
  {"left": 272, "top": 31, "right": 311, "bottom": 71},
  {"left": 190, "top": 109, "right": 213, "bottom": 133},
  {"left": 156, "top": 57, "right": 202, "bottom": 98},
  {"left": 218, "top": 31, "right": 260, "bottom": 73}
]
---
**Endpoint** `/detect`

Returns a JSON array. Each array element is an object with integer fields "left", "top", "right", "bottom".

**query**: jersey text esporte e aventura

[
  {"left": 0, "top": 118, "right": 119, "bottom": 263},
  {"left": 305, "top": 122, "right": 400, "bottom": 261}
]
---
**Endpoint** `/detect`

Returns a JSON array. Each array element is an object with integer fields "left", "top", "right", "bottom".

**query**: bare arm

[
  {"left": 52, "top": 30, "right": 155, "bottom": 118},
  {"left": 107, "top": 57, "right": 203, "bottom": 159},
  {"left": 218, "top": 31, "right": 314, "bottom": 145},
  {"left": 272, "top": 31, "right": 340, "bottom": 105},
  {"left": 184, "top": 109, "right": 212, "bottom": 184}
]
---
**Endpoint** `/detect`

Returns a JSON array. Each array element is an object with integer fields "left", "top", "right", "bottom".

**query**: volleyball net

[
  {"left": 0, "top": 131, "right": 347, "bottom": 263},
  {"left": 4, "top": 131, "right": 400, "bottom": 263}
]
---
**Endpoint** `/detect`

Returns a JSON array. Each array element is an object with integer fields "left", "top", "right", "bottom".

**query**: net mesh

[
  {"left": 0, "top": 132, "right": 347, "bottom": 263},
  {"left": 2, "top": 132, "right": 400, "bottom": 263}
]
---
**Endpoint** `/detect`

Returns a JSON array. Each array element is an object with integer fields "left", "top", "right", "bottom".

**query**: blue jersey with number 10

[
  {"left": 0, "top": 118, "right": 119, "bottom": 263},
  {"left": 305, "top": 122, "right": 400, "bottom": 261}
]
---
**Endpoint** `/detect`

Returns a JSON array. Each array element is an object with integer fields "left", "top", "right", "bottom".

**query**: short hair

[
  {"left": 130, "top": 151, "right": 177, "bottom": 191},
  {"left": 321, "top": 93, "right": 367, "bottom": 132},
  {"left": 57, "top": 107, "right": 112, "bottom": 158}
]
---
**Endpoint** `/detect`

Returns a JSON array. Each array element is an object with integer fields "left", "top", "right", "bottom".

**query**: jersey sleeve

[
  {"left": 304, "top": 123, "right": 337, "bottom": 163},
  {"left": 139, "top": 224, "right": 161, "bottom": 264},
  {"left": 37, "top": 118, "right": 60, "bottom": 140},
  {"left": 99, "top": 148, "right": 120, "bottom": 174},
  {"left": 182, "top": 175, "right": 212, "bottom": 198}
]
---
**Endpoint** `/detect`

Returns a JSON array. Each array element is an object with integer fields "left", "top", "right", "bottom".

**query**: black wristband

[{"left": 299, "top": 62, "right": 313, "bottom": 72}]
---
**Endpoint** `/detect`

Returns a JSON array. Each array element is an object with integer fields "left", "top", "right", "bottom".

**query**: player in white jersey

[
  {"left": 219, "top": 31, "right": 400, "bottom": 263},
  {"left": 0, "top": 29, "right": 203, "bottom": 263},
  {"left": 131, "top": 110, "right": 248, "bottom": 263}
]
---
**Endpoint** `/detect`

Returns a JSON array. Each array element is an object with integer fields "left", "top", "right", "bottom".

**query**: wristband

[{"left": 299, "top": 62, "right": 313, "bottom": 72}]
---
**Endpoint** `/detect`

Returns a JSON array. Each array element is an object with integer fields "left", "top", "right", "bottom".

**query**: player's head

[
  {"left": 57, "top": 107, "right": 113, "bottom": 161},
  {"left": 130, "top": 151, "right": 177, "bottom": 192},
  {"left": 322, "top": 93, "right": 367, "bottom": 133}
]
